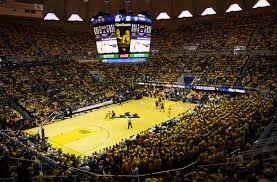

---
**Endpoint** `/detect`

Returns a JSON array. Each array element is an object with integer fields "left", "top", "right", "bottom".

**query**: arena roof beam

[
  {"left": 253, "top": 0, "right": 270, "bottom": 8},
  {"left": 201, "top": 8, "right": 216, "bottom": 16},
  {"left": 156, "top": 12, "right": 170, "bottom": 20},
  {"left": 226, "top": 4, "right": 242, "bottom": 13},
  {"left": 178, "top": 10, "right": 193, "bottom": 18},
  {"left": 44, "top": 13, "right": 59, "bottom": 21},
  {"left": 68, "top": 14, "right": 83, "bottom": 21}
]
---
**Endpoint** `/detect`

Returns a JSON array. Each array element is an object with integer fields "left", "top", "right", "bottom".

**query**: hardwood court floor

[{"left": 24, "top": 97, "right": 195, "bottom": 157}]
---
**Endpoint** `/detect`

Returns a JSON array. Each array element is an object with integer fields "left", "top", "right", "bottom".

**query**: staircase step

[{"left": 270, "top": 132, "right": 277, "bottom": 137}]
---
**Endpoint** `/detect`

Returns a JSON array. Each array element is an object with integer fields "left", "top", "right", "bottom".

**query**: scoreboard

[{"left": 93, "top": 15, "right": 152, "bottom": 63}]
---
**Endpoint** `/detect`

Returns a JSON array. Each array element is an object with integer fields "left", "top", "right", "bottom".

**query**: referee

[{"left": 128, "top": 117, "right": 133, "bottom": 129}]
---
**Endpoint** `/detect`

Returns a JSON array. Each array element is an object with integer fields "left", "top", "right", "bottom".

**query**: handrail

[
  {"left": 196, "top": 157, "right": 277, "bottom": 169},
  {"left": 239, "top": 146, "right": 277, "bottom": 155},
  {"left": 44, "top": 111, "right": 57, "bottom": 124},
  {"left": 0, "top": 156, "right": 34, "bottom": 162},
  {"left": 199, "top": 161, "right": 242, "bottom": 168},
  {"left": 253, "top": 140, "right": 277, "bottom": 148},
  {"left": 227, "top": 147, "right": 240, "bottom": 157},
  {"left": 254, "top": 136, "right": 277, "bottom": 145},
  {"left": 0, "top": 177, "right": 15, "bottom": 181},
  {"left": 4, "top": 157, "right": 275, "bottom": 180},
  {"left": 70, "top": 161, "right": 199, "bottom": 178},
  {"left": 1, "top": 128, "right": 276, "bottom": 180},
  {"left": 32, "top": 175, "right": 78, "bottom": 179},
  {"left": 8, "top": 157, "right": 35, "bottom": 162},
  {"left": 1, "top": 130, "right": 199, "bottom": 179},
  {"left": 49, "top": 111, "right": 64, "bottom": 122},
  {"left": 149, "top": 161, "right": 198, "bottom": 176}
]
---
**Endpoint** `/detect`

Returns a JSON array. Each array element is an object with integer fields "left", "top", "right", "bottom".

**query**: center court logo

[
  {"left": 79, "top": 129, "right": 91, "bottom": 134},
  {"left": 115, "top": 112, "right": 140, "bottom": 118}
]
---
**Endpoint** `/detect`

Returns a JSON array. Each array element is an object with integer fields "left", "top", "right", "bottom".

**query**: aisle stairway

[
  {"left": 0, "top": 89, "right": 31, "bottom": 121},
  {"left": 240, "top": 115, "right": 277, "bottom": 160}
]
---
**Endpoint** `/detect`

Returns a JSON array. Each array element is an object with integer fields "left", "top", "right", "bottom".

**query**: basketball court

[{"left": 24, "top": 97, "right": 195, "bottom": 157}]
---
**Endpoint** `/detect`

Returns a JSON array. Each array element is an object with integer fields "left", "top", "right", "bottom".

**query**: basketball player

[
  {"left": 105, "top": 111, "right": 110, "bottom": 119},
  {"left": 155, "top": 100, "right": 159, "bottom": 109},
  {"left": 160, "top": 103, "right": 165, "bottom": 112},
  {"left": 111, "top": 110, "right": 115, "bottom": 119},
  {"left": 122, "top": 30, "right": 131, "bottom": 44},
  {"left": 168, "top": 106, "right": 172, "bottom": 117},
  {"left": 116, "top": 29, "right": 122, "bottom": 42},
  {"left": 128, "top": 117, "right": 133, "bottom": 129},
  {"left": 131, "top": 41, "right": 140, "bottom": 52}
]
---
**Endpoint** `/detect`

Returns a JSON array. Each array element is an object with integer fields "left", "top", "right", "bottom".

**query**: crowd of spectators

[
  {"left": 1, "top": 93, "right": 276, "bottom": 180},
  {"left": 198, "top": 15, "right": 239, "bottom": 50},
  {"left": 226, "top": 15, "right": 261, "bottom": 48},
  {"left": 0, "top": 13, "right": 276, "bottom": 57},
  {"left": 150, "top": 21, "right": 211, "bottom": 53},
  {"left": 0, "top": 104, "right": 24, "bottom": 129},
  {"left": 0, "top": 60, "right": 135, "bottom": 121},
  {"left": 90, "top": 93, "right": 273, "bottom": 175},
  {"left": 0, "top": 24, "right": 38, "bottom": 57},
  {"left": 186, "top": 55, "right": 214, "bottom": 85},
  {"left": 0, "top": 62, "right": 56, "bottom": 119},
  {"left": 250, "top": 15, "right": 277, "bottom": 50},
  {"left": 137, "top": 53, "right": 275, "bottom": 90},
  {"left": 242, "top": 56, "right": 277, "bottom": 89},
  {"left": 203, "top": 55, "right": 248, "bottom": 87},
  {"left": 0, "top": 22, "right": 275, "bottom": 122},
  {"left": 0, "top": 14, "right": 275, "bottom": 91},
  {"left": 137, "top": 54, "right": 251, "bottom": 88},
  {"left": 0, "top": 11, "right": 276, "bottom": 181},
  {"left": 0, "top": 36, "right": 12, "bottom": 56},
  {"left": 151, "top": 28, "right": 172, "bottom": 53},
  {"left": 150, "top": 13, "right": 275, "bottom": 53},
  {"left": 186, "top": 155, "right": 276, "bottom": 182},
  {"left": 0, "top": 23, "right": 97, "bottom": 58},
  {"left": 138, "top": 55, "right": 185, "bottom": 83},
  {"left": 25, "top": 60, "right": 133, "bottom": 109},
  {"left": 0, "top": 130, "right": 84, "bottom": 181},
  {"left": 0, "top": 92, "right": 274, "bottom": 181},
  {"left": 0, "top": 134, "right": 52, "bottom": 180},
  {"left": 105, "top": 63, "right": 141, "bottom": 82},
  {"left": 29, "top": 26, "right": 96, "bottom": 56}
]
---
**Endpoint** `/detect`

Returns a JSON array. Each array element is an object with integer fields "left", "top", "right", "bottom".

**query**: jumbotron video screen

[{"left": 93, "top": 15, "right": 152, "bottom": 63}]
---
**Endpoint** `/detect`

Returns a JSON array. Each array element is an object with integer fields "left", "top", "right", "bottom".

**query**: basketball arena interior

[{"left": 0, "top": 0, "right": 276, "bottom": 181}]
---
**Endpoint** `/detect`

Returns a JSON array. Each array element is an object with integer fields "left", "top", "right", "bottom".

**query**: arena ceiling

[{"left": 43, "top": 0, "right": 276, "bottom": 21}]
